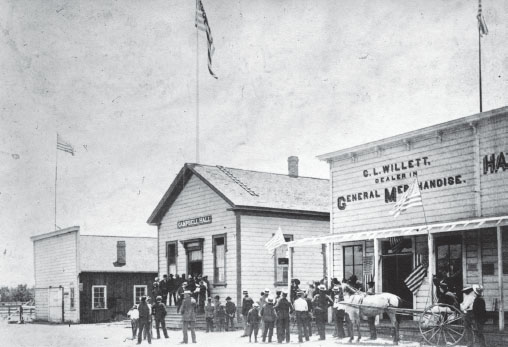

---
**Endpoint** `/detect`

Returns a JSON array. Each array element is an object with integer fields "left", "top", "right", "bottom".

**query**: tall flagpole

[
  {"left": 54, "top": 132, "right": 58, "bottom": 230},
  {"left": 196, "top": 0, "right": 200, "bottom": 163},
  {"left": 478, "top": 12, "right": 483, "bottom": 112}
]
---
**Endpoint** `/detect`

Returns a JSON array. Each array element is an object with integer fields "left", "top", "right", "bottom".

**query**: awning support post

[
  {"left": 288, "top": 245, "right": 293, "bottom": 297},
  {"left": 427, "top": 232, "right": 435, "bottom": 304},
  {"left": 497, "top": 226, "right": 504, "bottom": 331},
  {"left": 374, "top": 238, "right": 381, "bottom": 294}
]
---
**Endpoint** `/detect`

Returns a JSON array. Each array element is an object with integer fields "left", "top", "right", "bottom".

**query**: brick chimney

[{"left": 288, "top": 156, "right": 299, "bottom": 177}]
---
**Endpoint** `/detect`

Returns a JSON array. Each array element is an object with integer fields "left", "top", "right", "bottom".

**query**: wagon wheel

[{"left": 418, "top": 303, "right": 465, "bottom": 346}]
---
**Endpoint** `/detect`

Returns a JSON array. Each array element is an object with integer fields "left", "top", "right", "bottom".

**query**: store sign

[
  {"left": 177, "top": 215, "right": 212, "bottom": 229},
  {"left": 337, "top": 155, "right": 467, "bottom": 211},
  {"left": 483, "top": 151, "right": 507, "bottom": 174}
]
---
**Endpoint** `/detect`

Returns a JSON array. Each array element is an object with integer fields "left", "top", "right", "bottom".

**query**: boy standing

[
  {"left": 225, "top": 296, "right": 237, "bottom": 331},
  {"left": 205, "top": 297, "right": 215, "bottom": 332},
  {"left": 247, "top": 302, "right": 261, "bottom": 343}
]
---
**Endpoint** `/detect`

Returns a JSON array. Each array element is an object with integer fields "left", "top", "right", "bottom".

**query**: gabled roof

[{"left": 147, "top": 163, "right": 329, "bottom": 225}]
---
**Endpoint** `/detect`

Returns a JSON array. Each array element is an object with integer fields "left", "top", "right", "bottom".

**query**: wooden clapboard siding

[
  {"left": 79, "top": 272, "right": 156, "bottom": 323},
  {"left": 158, "top": 174, "right": 237, "bottom": 301},
  {"left": 330, "top": 124, "right": 476, "bottom": 234},
  {"left": 33, "top": 229, "right": 79, "bottom": 323},
  {"left": 241, "top": 215, "right": 327, "bottom": 298},
  {"left": 479, "top": 115, "right": 508, "bottom": 217},
  {"left": 414, "top": 235, "right": 431, "bottom": 311}
]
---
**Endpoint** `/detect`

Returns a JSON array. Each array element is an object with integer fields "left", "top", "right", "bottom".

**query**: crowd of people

[{"left": 127, "top": 273, "right": 488, "bottom": 346}]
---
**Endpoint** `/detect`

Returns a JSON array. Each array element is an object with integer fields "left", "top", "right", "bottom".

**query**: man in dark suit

[
  {"left": 137, "top": 296, "right": 151, "bottom": 345},
  {"left": 274, "top": 290, "right": 294, "bottom": 343},
  {"left": 159, "top": 275, "right": 169, "bottom": 305},
  {"left": 152, "top": 296, "right": 169, "bottom": 339},
  {"left": 180, "top": 290, "right": 197, "bottom": 344},
  {"left": 241, "top": 290, "right": 254, "bottom": 337}
]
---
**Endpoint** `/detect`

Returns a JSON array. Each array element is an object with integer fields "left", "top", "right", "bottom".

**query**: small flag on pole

[
  {"left": 265, "top": 227, "right": 286, "bottom": 254},
  {"left": 404, "top": 254, "right": 428, "bottom": 294},
  {"left": 390, "top": 178, "right": 422, "bottom": 218},
  {"left": 57, "top": 133, "right": 74, "bottom": 156},
  {"left": 477, "top": 0, "right": 488, "bottom": 37},
  {"left": 195, "top": 0, "right": 218, "bottom": 79}
]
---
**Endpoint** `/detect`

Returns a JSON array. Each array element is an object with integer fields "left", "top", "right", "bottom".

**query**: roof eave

[
  {"left": 317, "top": 106, "right": 508, "bottom": 162},
  {"left": 230, "top": 205, "right": 329, "bottom": 218}
]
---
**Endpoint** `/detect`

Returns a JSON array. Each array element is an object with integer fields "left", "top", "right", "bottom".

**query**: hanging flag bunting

[
  {"left": 477, "top": 0, "right": 488, "bottom": 37},
  {"left": 195, "top": 0, "right": 218, "bottom": 79},
  {"left": 404, "top": 254, "right": 428, "bottom": 295},
  {"left": 57, "top": 133, "right": 74, "bottom": 156},
  {"left": 265, "top": 227, "right": 287, "bottom": 254},
  {"left": 390, "top": 178, "right": 422, "bottom": 218}
]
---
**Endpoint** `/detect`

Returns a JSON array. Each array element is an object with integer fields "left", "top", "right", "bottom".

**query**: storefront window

[
  {"left": 213, "top": 234, "right": 226, "bottom": 284},
  {"left": 343, "top": 245, "right": 363, "bottom": 281},
  {"left": 275, "top": 235, "right": 293, "bottom": 285},
  {"left": 436, "top": 236, "right": 462, "bottom": 298}
]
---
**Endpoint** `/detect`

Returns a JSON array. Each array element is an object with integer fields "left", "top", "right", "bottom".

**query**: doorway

[
  {"left": 436, "top": 236, "right": 463, "bottom": 303},
  {"left": 182, "top": 238, "right": 204, "bottom": 278},
  {"left": 48, "top": 287, "right": 63, "bottom": 322},
  {"left": 382, "top": 254, "right": 413, "bottom": 309}
]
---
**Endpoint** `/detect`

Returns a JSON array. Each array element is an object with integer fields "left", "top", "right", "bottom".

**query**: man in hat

[
  {"left": 168, "top": 274, "right": 177, "bottom": 306},
  {"left": 304, "top": 290, "right": 314, "bottom": 337},
  {"left": 332, "top": 284, "right": 346, "bottom": 339},
  {"left": 294, "top": 290, "right": 309, "bottom": 343},
  {"left": 241, "top": 290, "right": 254, "bottom": 337},
  {"left": 152, "top": 296, "right": 169, "bottom": 339},
  {"left": 274, "top": 289, "right": 293, "bottom": 343},
  {"left": 313, "top": 284, "right": 333, "bottom": 340},
  {"left": 159, "top": 275, "right": 169, "bottom": 306},
  {"left": 461, "top": 285, "right": 487, "bottom": 347},
  {"left": 225, "top": 296, "right": 237, "bottom": 331},
  {"left": 259, "top": 290, "right": 269, "bottom": 333},
  {"left": 127, "top": 304, "right": 139, "bottom": 340},
  {"left": 180, "top": 290, "right": 197, "bottom": 344},
  {"left": 137, "top": 296, "right": 151, "bottom": 345},
  {"left": 261, "top": 297, "right": 277, "bottom": 343},
  {"left": 177, "top": 281, "right": 187, "bottom": 313},
  {"left": 205, "top": 297, "right": 215, "bottom": 333}
]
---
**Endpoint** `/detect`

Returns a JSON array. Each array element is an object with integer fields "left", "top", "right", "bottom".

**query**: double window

[
  {"left": 213, "top": 234, "right": 227, "bottom": 284},
  {"left": 275, "top": 234, "right": 293, "bottom": 285},
  {"left": 343, "top": 245, "right": 363, "bottom": 281},
  {"left": 92, "top": 285, "right": 107, "bottom": 310}
]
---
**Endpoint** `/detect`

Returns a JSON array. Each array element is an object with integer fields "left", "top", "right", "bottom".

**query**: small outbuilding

[{"left": 31, "top": 226, "right": 157, "bottom": 323}]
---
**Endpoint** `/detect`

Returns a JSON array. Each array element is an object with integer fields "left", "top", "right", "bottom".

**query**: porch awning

[{"left": 286, "top": 215, "right": 508, "bottom": 247}]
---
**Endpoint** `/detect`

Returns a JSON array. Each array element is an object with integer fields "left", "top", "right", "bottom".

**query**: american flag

[
  {"left": 390, "top": 178, "right": 422, "bottom": 218},
  {"left": 57, "top": 133, "right": 74, "bottom": 156},
  {"left": 404, "top": 253, "right": 428, "bottom": 294},
  {"left": 477, "top": 0, "right": 488, "bottom": 37},
  {"left": 389, "top": 237, "right": 404, "bottom": 253},
  {"left": 265, "top": 227, "right": 286, "bottom": 254},
  {"left": 195, "top": 0, "right": 218, "bottom": 79}
]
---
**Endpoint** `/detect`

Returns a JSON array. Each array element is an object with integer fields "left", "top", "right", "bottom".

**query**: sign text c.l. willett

[{"left": 177, "top": 215, "right": 212, "bottom": 229}]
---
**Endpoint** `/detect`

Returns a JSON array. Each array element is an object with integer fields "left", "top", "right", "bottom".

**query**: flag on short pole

[
  {"left": 404, "top": 254, "right": 428, "bottom": 294},
  {"left": 57, "top": 133, "right": 74, "bottom": 156},
  {"left": 265, "top": 227, "right": 286, "bottom": 254},
  {"left": 390, "top": 178, "right": 422, "bottom": 217},
  {"left": 195, "top": 0, "right": 218, "bottom": 79},
  {"left": 477, "top": 0, "right": 488, "bottom": 37}
]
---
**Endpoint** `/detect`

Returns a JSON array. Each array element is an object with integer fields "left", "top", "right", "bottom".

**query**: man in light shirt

[
  {"left": 127, "top": 305, "right": 139, "bottom": 340},
  {"left": 294, "top": 290, "right": 309, "bottom": 343}
]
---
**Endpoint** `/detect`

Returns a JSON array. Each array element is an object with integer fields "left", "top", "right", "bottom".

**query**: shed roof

[{"left": 147, "top": 163, "right": 329, "bottom": 225}]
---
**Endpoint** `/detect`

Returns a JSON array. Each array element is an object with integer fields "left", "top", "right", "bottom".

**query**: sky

[{"left": 0, "top": 0, "right": 507, "bottom": 286}]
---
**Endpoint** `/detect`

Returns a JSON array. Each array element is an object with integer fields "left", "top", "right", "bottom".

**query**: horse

[{"left": 340, "top": 283, "right": 402, "bottom": 345}]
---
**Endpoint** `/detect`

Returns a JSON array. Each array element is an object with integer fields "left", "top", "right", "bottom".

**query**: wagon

[{"left": 339, "top": 301, "right": 466, "bottom": 346}]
